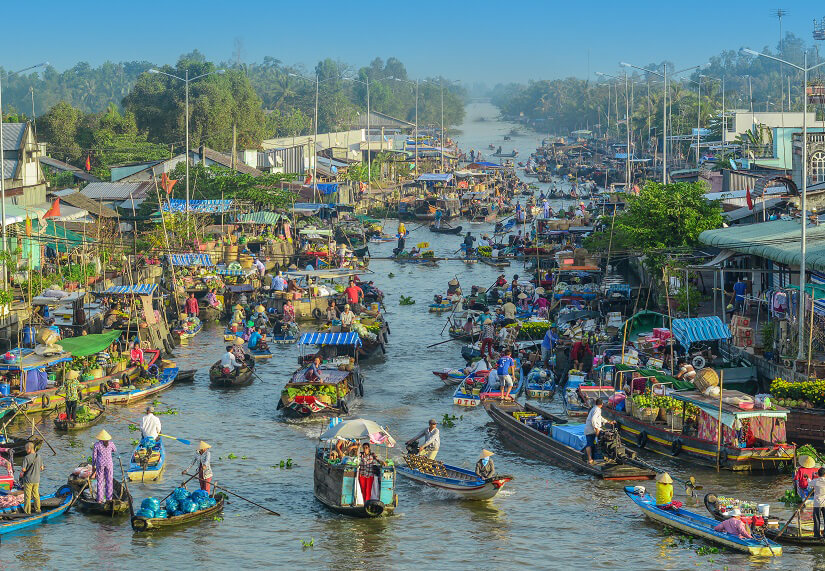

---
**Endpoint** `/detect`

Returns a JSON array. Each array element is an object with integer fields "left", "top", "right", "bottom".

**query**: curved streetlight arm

[{"left": 742, "top": 49, "right": 804, "bottom": 72}]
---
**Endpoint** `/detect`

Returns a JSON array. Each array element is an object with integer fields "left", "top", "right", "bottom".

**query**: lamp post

[
  {"left": 597, "top": 71, "right": 632, "bottom": 189},
  {"left": 621, "top": 62, "right": 705, "bottom": 183},
  {"left": 743, "top": 48, "right": 825, "bottom": 359},
  {"left": 392, "top": 77, "right": 419, "bottom": 176},
  {"left": 288, "top": 73, "right": 321, "bottom": 198},
  {"left": 148, "top": 68, "right": 225, "bottom": 226}
]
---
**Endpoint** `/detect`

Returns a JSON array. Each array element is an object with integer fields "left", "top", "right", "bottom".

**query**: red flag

[
  {"left": 44, "top": 198, "right": 61, "bottom": 219},
  {"left": 746, "top": 187, "right": 754, "bottom": 210},
  {"left": 85, "top": 155, "right": 91, "bottom": 172},
  {"left": 304, "top": 173, "right": 312, "bottom": 185},
  {"left": 160, "top": 172, "right": 178, "bottom": 194}
]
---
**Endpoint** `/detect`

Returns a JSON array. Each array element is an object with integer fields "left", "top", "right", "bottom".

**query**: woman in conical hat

[{"left": 475, "top": 449, "right": 495, "bottom": 479}]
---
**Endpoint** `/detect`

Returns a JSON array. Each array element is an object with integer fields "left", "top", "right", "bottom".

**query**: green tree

[{"left": 38, "top": 101, "right": 84, "bottom": 162}]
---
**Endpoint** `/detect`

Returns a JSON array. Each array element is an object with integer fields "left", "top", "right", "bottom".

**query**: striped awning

[
  {"left": 298, "top": 332, "right": 362, "bottom": 347},
  {"left": 169, "top": 253, "right": 214, "bottom": 266},
  {"left": 235, "top": 211, "right": 281, "bottom": 225},
  {"left": 102, "top": 284, "right": 158, "bottom": 295},
  {"left": 215, "top": 268, "right": 245, "bottom": 276},
  {"left": 670, "top": 316, "right": 731, "bottom": 349},
  {"left": 163, "top": 199, "right": 233, "bottom": 213}
]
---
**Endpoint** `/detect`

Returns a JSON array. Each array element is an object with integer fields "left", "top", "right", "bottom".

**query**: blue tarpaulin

[
  {"left": 163, "top": 199, "right": 233, "bottom": 213},
  {"left": 169, "top": 253, "right": 213, "bottom": 266},
  {"left": 551, "top": 423, "right": 587, "bottom": 451},
  {"left": 103, "top": 284, "right": 158, "bottom": 295},
  {"left": 316, "top": 183, "right": 339, "bottom": 195},
  {"left": 298, "top": 332, "right": 362, "bottom": 347},
  {"left": 417, "top": 173, "right": 453, "bottom": 182},
  {"left": 670, "top": 316, "right": 731, "bottom": 349}
]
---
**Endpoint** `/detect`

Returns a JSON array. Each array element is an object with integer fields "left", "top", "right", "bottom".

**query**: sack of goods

[{"left": 163, "top": 488, "right": 217, "bottom": 517}]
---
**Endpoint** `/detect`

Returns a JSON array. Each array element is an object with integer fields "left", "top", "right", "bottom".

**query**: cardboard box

[{"left": 731, "top": 315, "right": 751, "bottom": 328}]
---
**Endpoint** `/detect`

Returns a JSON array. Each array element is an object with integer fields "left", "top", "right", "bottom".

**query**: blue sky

[{"left": 3, "top": 0, "right": 821, "bottom": 84}]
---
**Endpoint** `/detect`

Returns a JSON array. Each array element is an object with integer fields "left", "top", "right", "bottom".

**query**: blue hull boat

[
  {"left": 0, "top": 485, "right": 74, "bottom": 535},
  {"left": 397, "top": 458, "right": 511, "bottom": 500}
]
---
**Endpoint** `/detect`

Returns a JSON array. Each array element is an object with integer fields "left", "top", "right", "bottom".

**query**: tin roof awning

[
  {"left": 298, "top": 332, "right": 362, "bottom": 347},
  {"left": 168, "top": 253, "right": 214, "bottom": 266},
  {"left": 670, "top": 316, "right": 731, "bottom": 349},
  {"left": 102, "top": 284, "right": 158, "bottom": 295}
]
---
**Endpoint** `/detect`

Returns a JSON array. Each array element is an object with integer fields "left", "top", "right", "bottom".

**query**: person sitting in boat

[
  {"left": 305, "top": 356, "right": 323, "bottom": 383},
  {"left": 326, "top": 300, "right": 341, "bottom": 324},
  {"left": 205, "top": 288, "right": 221, "bottom": 310},
  {"left": 140, "top": 406, "right": 162, "bottom": 441},
  {"left": 129, "top": 341, "right": 145, "bottom": 366},
  {"left": 475, "top": 450, "right": 495, "bottom": 479},
  {"left": 461, "top": 317, "right": 475, "bottom": 336},
  {"left": 447, "top": 279, "right": 461, "bottom": 296},
  {"left": 406, "top": 419, "right": 440, "bottom": 460},
  {"left": 282, "top": 300, "right": 296, "bottom": 324},
  {"left": 248, "top": 327, "right": 269, "bottom": 352},
  {"left": 794, "top": 454, "right": 820, "bottom": 497},
  {"left": 232, "top": 304, "right": 246, "bottom": 324},
  {"left": 675, "top": 358, "right": 697, "bottom": 385},
  {"left": 340, "top": 305, "right": 355, "bottom": 333},
  {"left": 712, "top": 508, "right": 753, "bottom": 539},
  {"left": 463, "top": 356, "right": 489, "bottom": 377},
  {"left": 222, "top": 345, "right": 243, "bottom": 375},
  {"left": 655, "top": 472, "right": 674, "bottom": 506}
]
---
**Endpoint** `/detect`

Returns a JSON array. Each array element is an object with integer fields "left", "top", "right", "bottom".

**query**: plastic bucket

[
  {"left": 757, "top": 504, "right": 770, "bottom": 517},
  {"left": 0, "top": 383, "right": 9, "bottom": 396},
  {"left": 22, "top": 325, "right": 36, "bottom": 346}
]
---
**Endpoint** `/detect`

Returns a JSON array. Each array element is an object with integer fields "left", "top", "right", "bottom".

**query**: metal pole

[
  {"left": 625, "top": 72, "right": 630, "bottom": 189},
  {"left": 798, "top": 52, "right": 809, "bottom": 360},
  {"left": 663, "top": 65, "right": 668, "bottom": 183},
  {"left": 314, "top": 75, "right": 319, "bottom": 199},
  {"left": 440, "top": 80, "right": 445, "bottom": 171},
  {"left": 415, "top": 80, "right": 419, "bottom": 175},
  {"left": 366, "top": 77, "right": 370, "bottom": 189},
  {"left": 696, "top": 77, "right": 701, "bottom": 168},
  {"left": 185, "top": 69, "right": 190, "bottom": 233},
  {"left": 0, "top": 73, "right": 6, "bottom": 265}
]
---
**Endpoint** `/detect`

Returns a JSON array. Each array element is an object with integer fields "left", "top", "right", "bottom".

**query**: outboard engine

[{"left": 599, "top": 427, "right": 626, "bottom": 464}]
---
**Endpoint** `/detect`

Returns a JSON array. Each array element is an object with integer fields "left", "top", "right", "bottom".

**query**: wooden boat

[
  {"left": 278, "top": 367, "right": 359, "bottom": 418},
  {"left": 525, "top": 368, "right": 556, "bottom": 399},
  {"left": 429, "top": 302, "right": 453, "bottom": 313},
  {"left": 176, "top": 369, "right": 196, "bottom": 382},
  {"left": 429, "top": 224, "right": 463, "bottom": 234},
  {"left": 704, "top": 493, "right": 816, "bottom": 545},
  {"left": 198, "top": 305, "right": 222, "bottom": 323},
  {"left": 454, "top": 363, "right": 523, "bottom": 406},
  {"left": 483, "top": 399, "right": 655, "bottom": 480},
  {"left": 397, "top": 453, "right": 512, "bottom": 500},
  {"left": 563, "top": 374, "right": 614, "bottom": 417},
  {"left": 313, "top": 419, "right": 397, "bottom": 517},
  {"left": 172, "top": 317, "right": 202, "bottom": 340},
  {"left": 0, "top": 436, "right": 42, "bottom": 464},
  {"left": 127, "top": 437, "right": 166, "bottom": 482},
  {"left": 0, "top": 485, "right": 74, "bottom": 535},
  {"left": 53, "top": 405, "right": 105, "bottom": 431},
  {"left": 249, "top": 347, "right": 274, "bottom": 360},
  {"left": 101, "top": 367, "right": 178, "bottom": 405},
  {"left": 67, "top": 471, "right": 131, "bottom": 516},
  {"left": 223, "top": 327, "right": 240, "bottom": 342},
  {"left": 209, "top": 355, "right": 256, "bottom": 387},
  {"left": 433, "top": 366, "right": 486, "bottom": 386},
  {"left": 624, "top": 486, "right": 781, "bottom": 556},
  {"left": 132, "top": 494, "right": 225, "bottom": 531},
  {"left": 478, "top": 256, "right": 510, "bottom": 269}
]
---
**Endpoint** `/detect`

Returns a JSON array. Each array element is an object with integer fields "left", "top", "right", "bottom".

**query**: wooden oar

[
  {"left": 15, "top": 404, "right": 56, "bottom": 455},
  {"left": 183, "top": 474, "right": 280, "bottom": 516},
  {"left": 426, "top": 337, "right": 460, "bottom": 349},
  {"left": 117, "top": 456, "right": 134, "bottom": 517},
  {"left": 158, "top": 473, "right": 198, "bottom": 504},
  {"left": 775, "top": 488, "right": 813, "bottom": 539}
]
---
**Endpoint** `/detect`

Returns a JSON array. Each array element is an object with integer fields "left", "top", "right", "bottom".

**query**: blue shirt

[
  {"left": 733, "top": 281, "right": 746, "bottom": 301},
  {"left": 541, "top": 330, "right": 559, "bottom": 351},
  {"left": 248, "top": 331, "right": 262, "bottom": 349},
  {"left": 476, "top": 312, "right": 491, "bottom": 325},
  {"left": 272, "top": 276, "right": 287, "bottom": 291},
  {"left": 497, "top": 356, "right": 515, "bottom": 376}
]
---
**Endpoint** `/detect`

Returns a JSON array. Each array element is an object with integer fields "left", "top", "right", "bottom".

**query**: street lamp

[
  {"left": 148, "top": 67, "right": 225, "bottom": 224},
  {"left": 392, "top": 77, "right": 419, "bottom": 176},
  {"left": 621, "top": 62, "right": 705, "bottom": 183},
  {"left": 597, "top": 71, "right": 632, "bottom": 190},
  {"left": 743, "top": 47, "right": 825, "bottom": 359}
]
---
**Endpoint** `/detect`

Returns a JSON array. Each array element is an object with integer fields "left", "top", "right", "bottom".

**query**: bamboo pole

[
  {"left": 716, "top": 369, "right": 724, "bottom": 472},
  {"left": 662, "top": 266, "right": 675, "bottom": 375},
  {"left": 806, "top": 290, "right": 816, "bottom": 378}
]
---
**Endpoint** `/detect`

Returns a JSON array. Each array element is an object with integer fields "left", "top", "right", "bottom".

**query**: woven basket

[
  {"left": 694, "top": 367, "right": 719, "bottom": 393},
  {"left": 666, "top": 410, "right": 684, "bottom": 431},
  {"left": 639, "top": 407, "right": 659, "bottom": 423}
]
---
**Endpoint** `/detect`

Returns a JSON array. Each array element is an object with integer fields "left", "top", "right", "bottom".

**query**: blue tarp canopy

[
  {"left": 670, "top": 316, "right": 731, "bottom": 349},
  {"left": 163, "top": 199, "right": 233, "bottom": 213},
  {"left": 298, "top": 332, "right": 362, "bottom": 347},
  {"left": 0, "top": 348, "right": 71, "bottom": 372},
  {"left": 216, "top": 268, "right": 249, "bottom": 277},
  {"left": 103, "top": 284, "right": 158, "bottom": 295},
  {"left": 169, "top": 253, "right": 213, "bottom": 266},
  {"left": 417, "top": 173, "right": 453, "bottom": 182},
  {"left": 317, "top": 183, "right": 339, "bottom": 195}
]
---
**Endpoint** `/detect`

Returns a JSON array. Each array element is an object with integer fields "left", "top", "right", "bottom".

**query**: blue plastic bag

[{"left": 141, "top": 497, "right": 160, "bottom": 512}]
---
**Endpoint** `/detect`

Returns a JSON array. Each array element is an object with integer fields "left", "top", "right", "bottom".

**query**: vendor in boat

[
  {"left": 475, "top": 450, "right": 495, "bottom": 479},
  {"left": 584, "top": 398, "right": 611, "bottom": 464},
  {"left": 183, "top": 441, "right": 213, "bottom": 493},
  {"left": 675, "top": 358, "right": 697, "bottom": 384},
  {"left": 91, "top": 430, "right": 117, "bottom": 503},
  {"left": 501, "top": 298, "right": 517, "bottom": 325},
  {"left": 248, "top": 327, "right": 269, "bottom": 352},
  {"left": 232, "top": 304, "right": 246, "bottom": 324},
  {"left": 655, "top": 472, "right": 674, "bottom": 505},
  {"left": 282, "top": 300, "right": 296, "bottom": 324},
  {"left": 326, "top": 299, "right": 341, "bottom": 323},
  {"left": 712, "top": 508, "right": 753, "bottom": 539},
  {"left": 232, "top": 336, "right": 248, "bottom": 362},
  {"left": 541, "top": 325, "right": 559, "bottom": 367},
  {"left": 357, "top": 443, "right": 384, "bottom": 503},
  {"left": 20, "top": 441, "right": 44, "bottom": 514},
  {"left": 794, "top": 455, "right": 820, "bottom": 497},
  {"left": 272, "top": 271, "right": 287, "bottom": 292},
  {"left": 345, "top": 279, "right": 364, "bottom": 309},
  {"left": 305, "top": 356, "right": 323, "bottom": 382},
  {"left": 496, "top": 348, "right": 516, "bottom": 400},
  {"left": 222, "top": 345, "right": 243, "bottom": 374},
  {"left": 129, "top": 340, "right": 145, "bottom": 365},
  {"left": 447, "top": 279, "right": 461, "bottom": 296},
  {"left": 480, "top": 319, "right": 496, "bottom": 360},
  {"left": 340, "top": 304, "right": 355, "bottom": 332},
  {"left": 140, "top": 406, "right": 162, "bottom": 441},
  {"left": 407, "top": 419, "right": 440, "bottom": 460},
  {"left": 205, "top": 288, "right": 221, "bottom": 310},
  {"left": 184, "top": 292, "right": 200, "bottom": 318},
  {"left": 810, "top": 467, "right": 825, "bottom": 538}
]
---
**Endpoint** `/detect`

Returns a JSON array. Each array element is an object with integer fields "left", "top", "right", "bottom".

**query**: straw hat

[
  {"left": 798, "top": 455, "right": 816, "bottom": 469},
  {"left": 95, "top": 429, "right": 112, "bottom": 441},
  {"left": 448, "top": 279, "right": 459, "bottom": 286},
  {"left": 518, "top": 293, "right": 528, "bottom": 299},
  {"left": 234, "top": 304, "right": 244, "bottom": 310},
  {"left": 535, "top": 287, "right": 545, "bottom": 294},
  {"left": 483, "top": 318, "right": 492, "bottom": 325},
  {"left": 198, "top": 441, "right": 212, "bottom": 451},
  {"left": 234, "top": 336, "right": 245, "bottom": 346},
  {"left": 480, "top": 449, "right": 494, "bottom": 458},
  {"left": 656, "top": 472, "right": 673, "bottom": 484},
  {"left": 256, "top": 305, "right": 266, "bottom": 313}
]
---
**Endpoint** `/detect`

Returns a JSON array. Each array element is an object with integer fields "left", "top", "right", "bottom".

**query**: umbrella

[{"left": 318, "top": 418, "right": 396, "bottom": 447}]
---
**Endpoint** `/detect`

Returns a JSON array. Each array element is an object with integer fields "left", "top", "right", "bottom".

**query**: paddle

[
  {"left": 426, "top": 337, "right": 460, "bottom": 349},
  {"left": 158, "top": 473, "right": 198, "bottom": 504},
  {"left": 105, "top": 412, "right": 192, "bottom": 446},
  {"left": 117, "top": 456, "right": 135, "bottom": 517},
  {"left": 183, "top": 472, "right": 280, "bottom": 516},
  {"left": 15, "top": 404, "right": 56, "bottom": 456},
  {"left": 775, "top": 487, "right": 813, "bottom": 539}
]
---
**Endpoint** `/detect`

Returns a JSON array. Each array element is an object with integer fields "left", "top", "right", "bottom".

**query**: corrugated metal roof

[
  {"left": 1, "top": 158, "right": 19, "bottom": 179},
  {"left": 671, "top": 316, "right": 731, "bottom": 349},
  {"left": 81, "top": 181, "right": 151, "bottom": 200},
  {"left": 55, "top": 191, "right": 120, "bottom": 218},
  {"left": 103, "top": 284, "right": 158, "bottom": 295},
  {"left": 297, "top": 332, "right": 362, "bottom": 347},
  {"left": 699, "top": 219, "right": 825, "bottom": 271},
  {"left": 1, "top": 123, "right": 25, "bottom": 151}
]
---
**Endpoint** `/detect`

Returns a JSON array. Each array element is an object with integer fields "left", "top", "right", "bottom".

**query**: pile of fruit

[
  {"left": 477, "top": 246, "right": 492, "bottom": 257},
  {"left": 282, "top": 384, "right": 339, "bottom": 405},
  {"left": 505, "top": 321, "right": 550, "bottom": 340},
  {"left": 770, "top": 377, "right": 825, "bottom": 408}
]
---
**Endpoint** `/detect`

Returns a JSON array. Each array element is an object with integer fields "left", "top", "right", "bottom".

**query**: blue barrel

[
  {"left": 22, "top": 325, "right": 36, "bottom": 346},
  {"left": 0, "top": 383, "right": 10, "bottom": 396}
]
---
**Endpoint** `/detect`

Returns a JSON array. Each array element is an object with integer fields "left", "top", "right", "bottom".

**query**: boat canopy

[
  {"left": 234, "top": 211, "right": 282, "bottom": 225},
  {"left": 298, "top": 227, "right": 333, "bottom": 237},
  {"left": 59, "top": 330, "right": 123, "bottom": 357},
  {"left": 318, "top": 418, "right": 395, "bottom": 445},
  {"left": 102, "top": 284, "right": 158, "bottom": 295},
  {"left": 669, "top": 389, "right": 788, "bottom": 429},
  {"left": 417, "top": 173, "right": 453, "bottom": 182},
  {"left": 168, "top": 253, "right": 214, "bottom": 266},
  {"left": 0, "top": 349, "right": 71, "bottom": 371},
  {"left": 163, "top": 199, "right": 233, "bottom": 213},
  {"left": 285, "top": 269, "right": 363, "bottom": 280},
  {"left": 298, "top": 332, "right": 362, "bottom": 347},
  {"left": 670, "top": 316, "right": 731, "bottom": 349}
]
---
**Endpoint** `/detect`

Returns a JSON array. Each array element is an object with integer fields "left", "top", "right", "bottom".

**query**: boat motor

[{"left": 599, "top": 427, "right": 627, "bottom": 464}]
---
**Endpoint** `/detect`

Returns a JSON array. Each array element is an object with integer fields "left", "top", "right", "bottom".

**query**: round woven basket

[{"left": 694, "top": 367, "right": 719, "bottom": 392}]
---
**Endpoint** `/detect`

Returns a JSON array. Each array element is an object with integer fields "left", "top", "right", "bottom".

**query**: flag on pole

[
  {"left": 85, "top": 155, "right": 91, "bottom": 172},
  {"left": 160, "top": 172, "right": 178, "bottom": 194},
  {"left": 746, "top": 187, "right": 754, "bottom": 210},
  {"left": 44, "top": 198, "right": 61, "bottom": 219}
]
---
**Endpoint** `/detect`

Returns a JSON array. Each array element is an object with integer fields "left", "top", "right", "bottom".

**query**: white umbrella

[{"left": 319, "top": 418, "right": 396, "bottom": 447}]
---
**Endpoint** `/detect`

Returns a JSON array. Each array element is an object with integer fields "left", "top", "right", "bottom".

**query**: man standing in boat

[
  {"left": 140, "top": 406, "right": 162, "bottom": 441},
  {"left": 407, "top": 419, "right": 440, "bottom": 460},
  {"left": 584, "top": 399, "right": 610, "bottom": 464}
]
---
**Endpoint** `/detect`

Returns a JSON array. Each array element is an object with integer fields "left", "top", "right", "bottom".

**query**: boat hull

[
  {"left": 127, "top": 439, "right": 166, "bottom": 482},
  {"left": 396, "top": 464, "right": 510, "bottom": 500},
  {"left": 132, "top": 496, "right": 224, "bottom": 531},
  {"left": 101, "top": 367, "right": 177, "bottom": 405},
  {"left": 0, "top": 487, "right": 74, "bottom": 535},
  {"left": 313, "top": 454, "right": 396, "bottom": 518}
]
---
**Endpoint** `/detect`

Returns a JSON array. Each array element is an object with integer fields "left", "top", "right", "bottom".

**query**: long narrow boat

[
  {"left": 0, "top": 485, "right": 74, "bottom": 535},
  {"left": 127, "top": 438, "right": 165, "bottom": 482},
  {"left": 704, "top": 493, "right": 818, "bottom": 545},
  {"left": 429, "top": 224, "right": 463, "bottom": 234},
  {"left": 478, "top": 256, "right": 510, "bottom": 268},
  {"left": 483, "top": 399, "right": 655, "bottom": 480},
  {"left": 54, "top": 405, "right": 105, "bottom": 431},
  {"left": 249, "top": 347, "right": 274, "bottom": 360},
  {"left": 397, "top": 454, "right": 512, "bottom": 500},
  {"left": 132, "top": 495, "right": 224, "bottom": 531},
  {"left": 624, "top": 486, "right": 781, "bottom": 556},
  {"left": 101, "top": 367, "right": 178, "bottom": 405},
  {"left": 209, "top": 355, "right": 256, "bottom": 387},
  {"left": 67, "top": 472, "right": 131, "bottom": 516},
  {"left": 172, "top": 317, "right": 202, "bottom": 341},
  {"left": 454, "top": 362, "right": 524, "bottom": 407}
]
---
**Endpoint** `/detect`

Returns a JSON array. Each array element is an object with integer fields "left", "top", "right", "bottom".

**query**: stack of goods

[
  {"left": 135, "top": 488, "right": 217, "bottom": 519},
  {"left": 57, "top": 405, "right": 97, "bottom": 423},
  {"left": 730, "top": 315, "right": 753, "bottom": 348},
  {"left": 179, "top": 316, "right": 201, "bottom": 333}
]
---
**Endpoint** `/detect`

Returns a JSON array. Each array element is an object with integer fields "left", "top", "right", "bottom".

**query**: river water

[{"left": 7, "top": 102, "right": 818, "bottom": 570}]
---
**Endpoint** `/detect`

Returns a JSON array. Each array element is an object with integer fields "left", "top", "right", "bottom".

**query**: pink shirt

[{"left": 713, "top": 517, "right": 752, "bottom": 538}]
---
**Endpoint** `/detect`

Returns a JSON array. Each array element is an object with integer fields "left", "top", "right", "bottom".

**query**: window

[{"left": 812, "top": 151, "right": 825, "bottom": 184}]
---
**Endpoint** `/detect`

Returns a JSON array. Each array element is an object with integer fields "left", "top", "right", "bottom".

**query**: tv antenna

[{"left": 815, "top": 16, "right": 825, "bottom": 41}]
